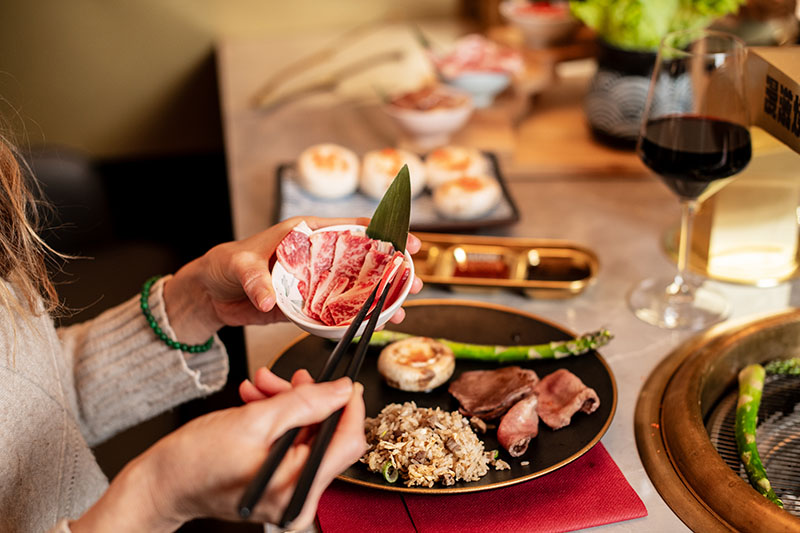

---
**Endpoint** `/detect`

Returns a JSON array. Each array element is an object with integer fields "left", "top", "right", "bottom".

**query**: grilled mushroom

[{"left": 377, "top": 337, "right": 455, "bottom": 392}]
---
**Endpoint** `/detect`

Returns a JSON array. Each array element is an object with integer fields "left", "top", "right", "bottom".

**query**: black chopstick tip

[{"left": 238, "top": 506, "right": 252, "bottom": 519}]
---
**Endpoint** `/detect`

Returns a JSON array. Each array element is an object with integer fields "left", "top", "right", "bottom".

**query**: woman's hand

[
  {"left": 162, "top": 216, "right": 423, "bottom": 345},
  {"left": 239, "top": 366, "right": 314, "bottom": 403},
  {"left": 73, "top": 375, "right": 366, "bottom": 532}
]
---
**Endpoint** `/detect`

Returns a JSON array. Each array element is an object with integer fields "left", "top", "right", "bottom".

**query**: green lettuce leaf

[{"left": 569, "top": 0, "right": 745, "bottom": 50}]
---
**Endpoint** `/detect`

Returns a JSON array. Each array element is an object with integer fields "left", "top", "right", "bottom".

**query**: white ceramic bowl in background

[
  {"left": 272, "top": 224, "right": 415, "bottom": 339},
  {"left": 500, "top": 1, "right": 580, "bottom": 49},
  {"left": 383, "top": 87, "right": 474, "bottom": 150},
  {"left": 443, "top": 71, "right": 511, "bottom": 108}
]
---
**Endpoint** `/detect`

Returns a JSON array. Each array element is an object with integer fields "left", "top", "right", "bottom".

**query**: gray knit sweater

[{"left": 0, "top": 276, "right": 229, "bottom": 532}]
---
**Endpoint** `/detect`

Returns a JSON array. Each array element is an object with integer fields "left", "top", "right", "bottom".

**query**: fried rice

[{"left": 362, "top": 401, "right": 509, "bottom": 487}]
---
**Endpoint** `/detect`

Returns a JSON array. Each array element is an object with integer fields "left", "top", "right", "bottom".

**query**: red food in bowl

[
  {"left": 390, "top": 84, "right": 471, "bottom": 111},
  {"left": 516, "top": 1, "right": 570, "bottom": 17},
  {"left": 432, "top": 33, "right": 523, "bottom": 79},
  {"left": 274, "top": 222, "right": 412, "bottom": 329}
]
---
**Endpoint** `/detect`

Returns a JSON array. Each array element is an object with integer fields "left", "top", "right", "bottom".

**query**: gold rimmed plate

[{"left": 269, "top": 299, "right": 617, "bottom": 494}]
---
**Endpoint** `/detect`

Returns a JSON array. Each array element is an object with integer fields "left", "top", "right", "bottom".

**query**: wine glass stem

[{"left": 669, "top": 199, "right": 698, "bottom": 296}]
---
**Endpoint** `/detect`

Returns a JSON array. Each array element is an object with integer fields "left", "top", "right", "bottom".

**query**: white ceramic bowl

[
  {"left": 383, "top": 89, "right": 474, "bottom": 150},
  {"left": 443, "top": 71, "right": 511, "bottom": 108},
  {"left": 272, "top": 224, "right": 415, "bottom": 339},
  {"left": 500, "top": 1, "right": 580, "bottom": 49}
]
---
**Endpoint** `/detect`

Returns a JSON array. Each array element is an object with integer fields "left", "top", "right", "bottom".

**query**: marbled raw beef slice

[
  {"left": 275, "top": 222, "right": 312, "bottom": 298},
  {"left": 302, "top": 230, "right": 339, "bottom": 320},
  {"left": 322, "top": 240, "right": 401, "bottom": 325},
  {"left": 307, "top": 231, "right": 373, "bottom": 320}
]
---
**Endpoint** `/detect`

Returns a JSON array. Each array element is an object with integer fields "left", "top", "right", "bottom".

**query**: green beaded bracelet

[{"left": 141, "top": 276, "right": 214, "bottom": 353}]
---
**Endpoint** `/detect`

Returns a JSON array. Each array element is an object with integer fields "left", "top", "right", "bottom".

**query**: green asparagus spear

[
  {"left": 362, "top": 329, "right": 613, "bottom": 362},
  {"left": 735, "top": 364, "right": 783, "bottom": 507},
  {"left": 764, "top": 357, "right": 800, "bottom": 375}
]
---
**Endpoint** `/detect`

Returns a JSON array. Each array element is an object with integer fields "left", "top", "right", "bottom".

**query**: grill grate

[{"left": 707, "top": 374, "right": 800, "bottom": 515}]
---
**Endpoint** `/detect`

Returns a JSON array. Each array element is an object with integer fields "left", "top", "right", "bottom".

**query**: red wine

[{"left": 639, "top": 115, "right": 751, "bottom": 199}]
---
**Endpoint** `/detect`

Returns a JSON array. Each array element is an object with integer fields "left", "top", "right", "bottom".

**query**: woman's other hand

[
  {"left": 239, "top": 367, "right": 314, "bottom": 403},
  {"left": 74, "top": 376, "right": 366, "bottom": 531},
  {"left": 162, "top": 216, "right": 423, "bottom": 345}
]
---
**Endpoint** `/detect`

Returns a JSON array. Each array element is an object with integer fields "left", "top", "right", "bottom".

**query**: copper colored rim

[{"left": 635, "top": 308, "right": 800, "bottom": 532}]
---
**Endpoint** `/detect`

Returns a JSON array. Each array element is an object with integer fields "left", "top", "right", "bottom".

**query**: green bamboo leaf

[{"left": 366, "top": 164, "right": 410, "bottom": 253}]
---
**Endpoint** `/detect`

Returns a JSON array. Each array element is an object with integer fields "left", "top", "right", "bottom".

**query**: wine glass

[{"left": 629, "top": 29, "right": 751, "bottom": 330}]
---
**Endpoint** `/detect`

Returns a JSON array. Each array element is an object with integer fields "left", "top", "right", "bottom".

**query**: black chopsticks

[{"left": 237, "top": 280, "right": 392, "bottom": 525}]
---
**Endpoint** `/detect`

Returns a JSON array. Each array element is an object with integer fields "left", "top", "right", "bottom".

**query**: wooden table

[{"left": 216, "top": 23, "right": 799, "bottom": 532}]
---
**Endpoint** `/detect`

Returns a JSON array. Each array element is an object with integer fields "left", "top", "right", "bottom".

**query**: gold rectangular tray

[{"left": 413, "top": 232, "right": 599, "bottom": 298}]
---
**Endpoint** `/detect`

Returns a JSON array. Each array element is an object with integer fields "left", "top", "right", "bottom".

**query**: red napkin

[{"left": 316, "top": 443, "right": 647, "bottom": 533}]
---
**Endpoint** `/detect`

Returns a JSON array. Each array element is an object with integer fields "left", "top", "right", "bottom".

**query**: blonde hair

[{"left": 0, "top": 134, "right": 59, "bottom": 316}]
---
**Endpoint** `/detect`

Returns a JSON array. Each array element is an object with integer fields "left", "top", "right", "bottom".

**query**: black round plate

[{"left": 270, "top": 299, "right": 617, "bottom": 494}]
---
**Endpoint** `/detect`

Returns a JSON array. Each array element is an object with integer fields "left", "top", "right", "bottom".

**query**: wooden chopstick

[{"left": 237, "top": 282, "right": 385, "bottom": 520}]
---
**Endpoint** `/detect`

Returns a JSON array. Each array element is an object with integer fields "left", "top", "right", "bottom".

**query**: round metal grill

[{"left": 706, "top": 374, "right": 800, "bottom": 516}]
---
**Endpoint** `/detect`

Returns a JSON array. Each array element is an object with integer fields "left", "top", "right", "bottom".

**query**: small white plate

[{"left": 272, "top": 224, "right": 415, "bottom": 339}]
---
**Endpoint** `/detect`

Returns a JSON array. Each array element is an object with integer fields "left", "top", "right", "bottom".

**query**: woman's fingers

[
  {"left": 327, "top": 382, "right": 368, "bottom": 463},
  {"left": 236, "top": 216, "right": 367, "bottom": 316},
  {"left": 245, "top": 378, "right": 363, "bottom": 527},
  {"left": 302, "top": 217, "right": 369, "bottom": 231},
  {"left": 202, "top": 217, "right": 422, "bottom": 332},
  {"left": 290, "top": 369, "right": 314, "bottom": 386},
  {"left": 406, "top": 233, "right": 421, "bottom": 254},
  {"left": 388, "top": 307, "right": 406, "bottom": 324},
  {"left": 286, "top": 382, "right": 367, "bottom": 529},
  {"left": 410, "top": 275, "right": 423, "bottom": 295},
  {"left": 171, "top": 374, "right": 363, "bottom": 527},
  {"left": 252, "top": 367, "right": 292, "bottom": 393},
  {"left": 247, "top": 378, "right": 354, "bottom": 440},
  {"left": 238, "top": 380, "right": 268, "bottom": 403},
  {"left": 239, "top": 368, "right": 317, "bottom": 404},
  {"left": 231, "top": 254, "right": 276, "bottom": 313},
  {"left": 301, "top": 382, "right": 367, "bottom": 487},
  {"left": 252, "top": 367, "right": 291, "bottom": 392}
]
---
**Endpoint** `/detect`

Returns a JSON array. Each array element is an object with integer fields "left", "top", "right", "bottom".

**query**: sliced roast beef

[
  {"left": 497, "top": 394, "right": 539, "bottom": 457},
  {"left": 534, "top": 368, "right": 599, "bottom": 430},
  {"left": 448, "top": 366, "right": 539, "bottom": 420}
]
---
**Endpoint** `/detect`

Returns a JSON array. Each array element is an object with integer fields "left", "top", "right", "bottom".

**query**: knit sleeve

[
  {"left": 49, "top": 519, "right": 72, "bottom": 533},
  {"left": 57, "top": 276, "right": 229, "bottom": 446}
]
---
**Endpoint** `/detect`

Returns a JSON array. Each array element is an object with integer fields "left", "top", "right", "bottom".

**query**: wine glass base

[{"left": 628, "top": 276, "right": 730, "bottom": 330}]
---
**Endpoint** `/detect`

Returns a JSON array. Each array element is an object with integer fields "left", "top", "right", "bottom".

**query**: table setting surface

[{"left": 216, "top": 26, "right": 800, "bottom": 532}]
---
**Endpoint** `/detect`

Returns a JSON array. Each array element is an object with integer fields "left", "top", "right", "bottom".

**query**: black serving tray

[{"left": 274, "top": 151, "right": 520, "bottom": 232}]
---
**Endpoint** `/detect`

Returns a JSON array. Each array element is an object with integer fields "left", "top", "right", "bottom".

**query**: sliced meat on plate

[
  {"left": 534, "top": 368, "right": 599, "bottom": 430},
  {"left": 448, "top": 366, "right": 539, "bottom": 420},
  {"left": 497, "top": 394, "right": 539, "bottom": 457}
]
